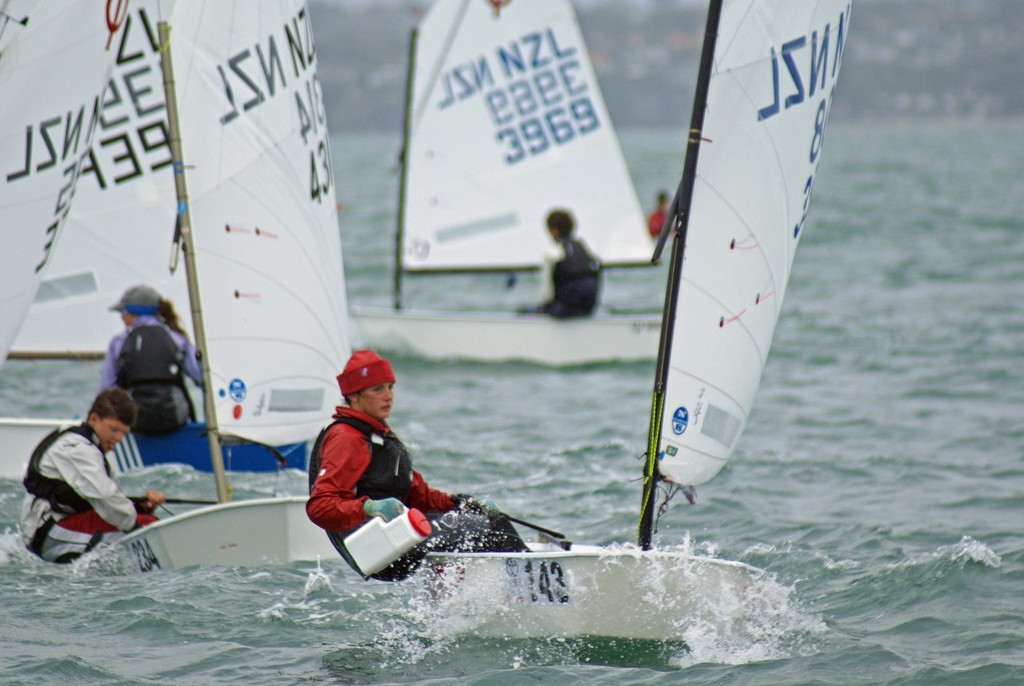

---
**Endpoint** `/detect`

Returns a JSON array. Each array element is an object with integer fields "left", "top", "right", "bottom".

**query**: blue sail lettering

[
  {"left": 832, "top": 10, "right": 848, "bottom": 79},
  {"left": 522, "top": 32, "right": 549, "bottom": 68},
  {"left": 546, "top": 28, "right": 575, "bottom": 60},
  {"left": 757, "top": 48, "right": 780, "bottom": 121},
  {"left": 498, "top": 27, "right": 575, "bottom": 78},
  {"left": 438, "top": 58, "right": 494, "bottom": 110},
  {"left": 782, "top": 37, "right": 806, "bottom": 109},
  {"left": 758, "top": 7, "right": 851, "bottom": 120},
  {"left": 558, "top": 59, "right": 586, "bottom": 96},
  {"left": 498, "top": 42, "right": 525, "bottom": 78}
]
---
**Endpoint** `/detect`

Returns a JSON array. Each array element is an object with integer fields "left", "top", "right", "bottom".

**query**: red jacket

[
  {"left": 306, "top": 407, "right": 454, "bottom": 531},
  {"left": 647, "top": 209, "right": 666, "bottom": 238}
]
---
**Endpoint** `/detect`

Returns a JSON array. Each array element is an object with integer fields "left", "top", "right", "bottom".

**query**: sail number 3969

[{"left": 495, "top": 97, "right": 599, "bottom": 166}]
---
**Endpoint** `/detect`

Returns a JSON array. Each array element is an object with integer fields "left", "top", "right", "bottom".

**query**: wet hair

[
  {"left": 157, "top": 298, "right": 189, "bottom": 341},
  {"left": 89, "top": 388, "right": 137, "bottom": 428},
  {"left": 545, "top": 209, "right": 575, "bottom": 239}
]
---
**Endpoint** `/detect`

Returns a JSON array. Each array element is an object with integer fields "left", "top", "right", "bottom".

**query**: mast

[
  {"left": 638, "top": 0, "right": 725, "bottom": 550},
  {"left": 157, "top": 21, "right": 231, "bottom": 504},
  {"left": 393, "top": 27, "right": 418, "bottom": 311}
]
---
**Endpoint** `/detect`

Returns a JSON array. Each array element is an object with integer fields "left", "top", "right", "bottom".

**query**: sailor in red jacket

[{"left": 307, "top": 350, "right": 525, "bottom": 580}]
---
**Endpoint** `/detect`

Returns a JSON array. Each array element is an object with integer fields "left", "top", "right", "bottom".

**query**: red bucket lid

[{"left": 407, "top": 508, "right": 431, "bottom": 537}]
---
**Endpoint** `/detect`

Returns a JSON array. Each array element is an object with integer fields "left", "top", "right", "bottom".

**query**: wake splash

[{"left": 329, "top": 541, "right": 826, "bottom": 671}]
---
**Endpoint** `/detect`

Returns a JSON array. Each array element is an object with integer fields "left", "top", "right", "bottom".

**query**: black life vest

[
  {"left": 308, "top": 416, "right": 413, "bottom": 579},
  {"left": 308, "top": 416, "right": 413, "bottom": 500},
  {"left": 552, "top": 237, "right": 601, "bottom": 315},
  {"left": 115, "top": 323, "right": 191, "bottom": 435},
  {"left": 23, "top": 423, "right": 108, "bottom": 515},
  {"left": 308, "top": 416, "right": 527, "bottom": 582}
]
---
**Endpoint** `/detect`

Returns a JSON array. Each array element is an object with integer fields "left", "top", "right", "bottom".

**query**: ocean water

[{"left": 1, "top": 120, "right": 1022, "bottom": 685}]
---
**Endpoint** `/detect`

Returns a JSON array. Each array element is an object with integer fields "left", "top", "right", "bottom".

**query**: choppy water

[{"left": 1, "top": 120, "right": 1022, "bottom": 685}]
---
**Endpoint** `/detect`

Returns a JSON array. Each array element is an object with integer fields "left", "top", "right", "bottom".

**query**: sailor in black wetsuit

[{"left": 521, "top": 209, "right": 602, "bottom": 318}]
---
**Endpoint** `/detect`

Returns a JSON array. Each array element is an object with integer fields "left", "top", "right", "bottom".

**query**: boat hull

[
  {"left": 0, "top": 418, "right": 306, "bottom": 479},
  {"left": 117, "top": 497, "right": 334, "bottom": 572},
  {"left": 423, "top": 543, "right": 761, "bottom": 640},
  {"left": 351, "top": 307, "right": 660, "bottom": 366}
]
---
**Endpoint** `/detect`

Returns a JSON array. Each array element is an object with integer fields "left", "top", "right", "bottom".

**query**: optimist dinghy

[
  {"left": 350, "top": 0, "right": 660, "bottom": 366},
  {"left": 350, "top": 0, "right": 854, "bottom": 640},
  {"left": 114, "top": 0, "right": 349, "bottom": 571}
]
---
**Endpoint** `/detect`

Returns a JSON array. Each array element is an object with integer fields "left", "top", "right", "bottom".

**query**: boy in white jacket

[{"left": 21, "top": 388, "right": 166, "bottom": 563}]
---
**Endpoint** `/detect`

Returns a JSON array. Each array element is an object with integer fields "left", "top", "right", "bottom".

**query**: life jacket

[
  {"left": 23, "top": 423, "right": 108, "bottom": 515},
  {"left": 308, "top": 416, "right": 413, "bottom": 501},
  {"left": 308, "top": 417, "right": 527, "bottom": 582},
  {"left": 552, "top": 237, "right": 601, "bottom": 315},
  {"left": 309, "top": 417, "right": 413, "bottom": 579},
  {"left": 115, "top": 323, "right": 191, "bottom": 435}
]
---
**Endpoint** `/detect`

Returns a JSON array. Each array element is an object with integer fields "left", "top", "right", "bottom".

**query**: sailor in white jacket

[{"left": 21, "top": 388, "right": 166, "bottom": 563}]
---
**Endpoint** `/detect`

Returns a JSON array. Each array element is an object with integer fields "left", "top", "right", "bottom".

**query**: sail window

[
  {"left": 268, "top": 388, "right": 324, "bottom": 413},
  {"left": 435, "top": 212, "right": 519, "bottom": 244},
  {"left": 34, "top": 272, "right": 98, "bottom": 303},
  {"left": 700, "top": 405, "right": 742, "bottom": 448}
]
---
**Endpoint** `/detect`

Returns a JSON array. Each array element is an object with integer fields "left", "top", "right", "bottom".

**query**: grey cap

[{"left": 110, "top": 284, "right": 161, "bottom": 311}]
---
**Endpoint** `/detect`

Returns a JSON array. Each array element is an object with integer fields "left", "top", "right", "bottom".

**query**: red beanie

[{"left": 337, "top": 349, "right": 396, "bottom": 396}]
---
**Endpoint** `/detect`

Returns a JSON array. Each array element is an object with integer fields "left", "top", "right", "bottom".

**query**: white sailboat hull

[
  {"left": 424, "top": 543, "right": 761, "bottom": 640},
  {"left": 351, "top": 307, "right": 660, "bottom": 366},
  {"left": 117, "top": 497, "right": 334, "bottom": 572}
]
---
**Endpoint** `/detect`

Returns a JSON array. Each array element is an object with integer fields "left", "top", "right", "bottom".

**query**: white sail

[
  {"left": 402, "top": 0, "right": 648, "bottom": 271},
  {"left": 10, "top": 2, "right": 192, "bottom": 357},
  {"left": 165, "top": 1, "right": 350, "bottom": 447},
  {"left": 658, "top": 0, "right": 851, "bottom": 486},
  {"left": 0, "top": 2, "right": 116, "bottom": 360}
]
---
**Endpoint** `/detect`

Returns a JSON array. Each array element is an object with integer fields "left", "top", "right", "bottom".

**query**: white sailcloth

[
  {"left": 658, "top": 0, "right": 852, "bottom": 486},
  {"left": 11, "top": 1, "right": 192, "bottom": 357},
  {"left": 0, "top": 2, "right": 116, "bottom": 361},
  {"left": 166, "top": 1, "right": 350, "bottom": 447},
  {"left": 402, "top": 0, "right": 648, "bottom": 271}
]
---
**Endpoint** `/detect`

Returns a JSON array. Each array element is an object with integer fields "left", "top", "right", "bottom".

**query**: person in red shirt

[
  {"left": 307, "top": 350, "right": 525, "bottom": 580},
  {"left": 647, "top": 190, "right": 670, "bottom": 239}
]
